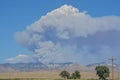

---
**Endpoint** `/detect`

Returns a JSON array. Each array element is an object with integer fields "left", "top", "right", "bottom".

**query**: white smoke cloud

[{"left": 14, "top": 4, "right": 120, "bottom": 64}]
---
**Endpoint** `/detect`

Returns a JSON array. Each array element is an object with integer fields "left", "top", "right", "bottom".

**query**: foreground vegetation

[
  {"left": 60, "top": 70, "right": 81, "bottom": 79},
  {"left": 1, "top": 79, "right": 60, "bottom": 80},
  {"left": 59, "top": 66, "right": 110, "bottom": 80},
  {"left": 0, "top": 79, "right": 98, "bottom": 80}
]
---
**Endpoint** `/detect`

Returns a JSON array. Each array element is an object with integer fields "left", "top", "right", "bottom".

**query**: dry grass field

[
  {"left": 0, "top": 71, "right": 61, "bottom": 79},
  {"left": 0, "top": 71, "right": 119, "bottom": 80}
]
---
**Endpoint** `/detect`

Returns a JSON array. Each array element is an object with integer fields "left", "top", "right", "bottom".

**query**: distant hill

[
  {"left": 0, "top": 62, "right": 47, "bottom": 72},
  {"left": 86, "top": 62, "right": 120, "bottom": 72},
  {"left": 0, "top": 62, "right": 120, "bottom": 72}
]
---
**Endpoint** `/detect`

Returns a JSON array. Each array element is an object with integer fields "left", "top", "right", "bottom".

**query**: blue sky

[{"left": 0, "top": 0, "right": 120, "bottom": 65}]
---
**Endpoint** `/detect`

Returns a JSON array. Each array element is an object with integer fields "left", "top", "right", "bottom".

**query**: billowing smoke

[{"left": 14, "top": 5, "right": 120, "bottom": 64}]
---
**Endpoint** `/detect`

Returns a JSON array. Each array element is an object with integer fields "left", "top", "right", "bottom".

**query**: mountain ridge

[{"left": 0, "top": 62, "right": 120, "bottom": 73}]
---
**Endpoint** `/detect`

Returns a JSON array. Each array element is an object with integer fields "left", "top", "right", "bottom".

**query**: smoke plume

[{"left": 14, "top": 5, "right": 120, "bottom": 64}]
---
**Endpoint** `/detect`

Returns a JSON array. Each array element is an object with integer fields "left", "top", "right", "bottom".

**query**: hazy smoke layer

[{"left": 14, "top": 5, "right": 120, "bottom": 64}]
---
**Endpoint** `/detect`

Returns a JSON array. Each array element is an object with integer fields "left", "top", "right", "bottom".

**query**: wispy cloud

[
  {"left": 6, "top": 54, "right": 35, "bottom": 63},
  {"left": 14, "top": 4, "right": 120, "bottom": 64}
]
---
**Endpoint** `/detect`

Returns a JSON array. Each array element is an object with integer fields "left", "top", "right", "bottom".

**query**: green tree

[
  {"left": 71, "top": 70, "right": 81, "bottom": 79},
  {"left": 95, "top": 66, "right": 110, "bottom": 80},
  {"left": 59, "top": 70, "right": 70, "bottom": 80}
]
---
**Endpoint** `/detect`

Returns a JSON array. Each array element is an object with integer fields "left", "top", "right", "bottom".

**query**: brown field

[{"left": 0, "top": 71, "right": 119, "bottom": 80}]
